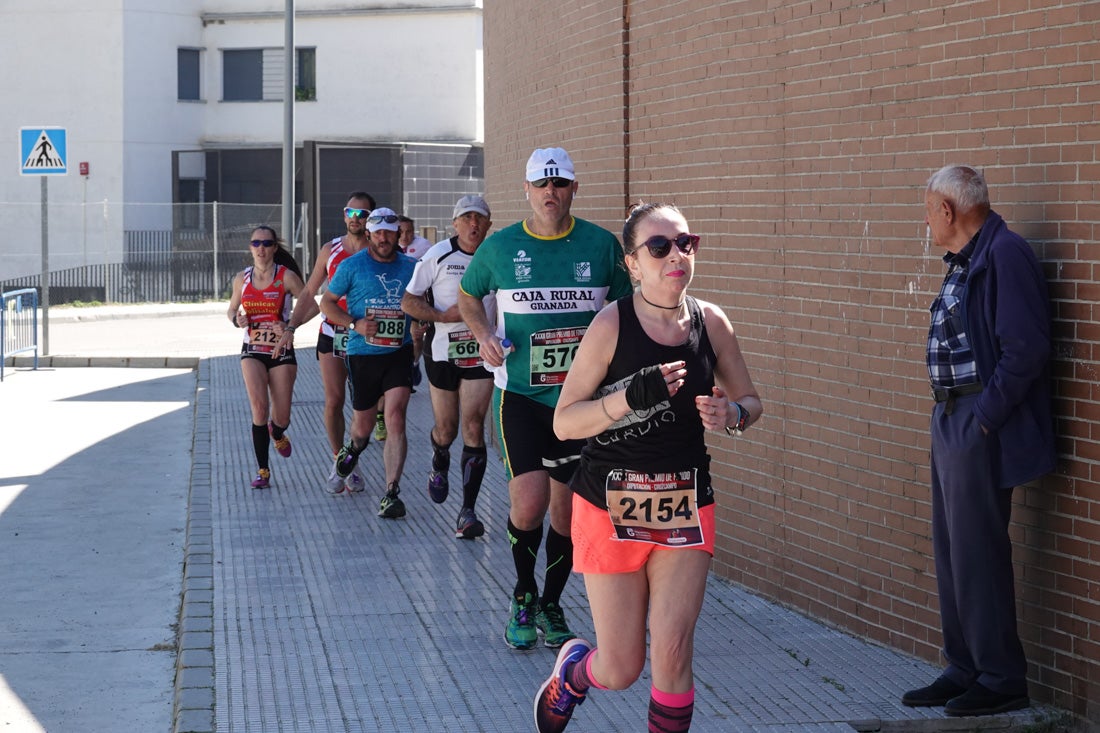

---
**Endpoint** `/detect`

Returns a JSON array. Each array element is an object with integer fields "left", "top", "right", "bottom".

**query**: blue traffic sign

[{"left": 20, "top": 127, "right": 67, "bottom": 176}]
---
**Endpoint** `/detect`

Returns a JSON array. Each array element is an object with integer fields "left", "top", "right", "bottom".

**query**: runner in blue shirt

[{"left": 321, "top": 207, "right": 418, "bottom": 519}]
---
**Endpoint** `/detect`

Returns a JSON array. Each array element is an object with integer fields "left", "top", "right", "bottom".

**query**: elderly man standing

[
  {"left": 458, "top": 148, "right": 634, "bottom": 651},
  {"left": 321, "top": 207, "right": 419, "bottom": 519},
  {"left": 903, "top": 165, "right": 1054, "bottom": 717}
]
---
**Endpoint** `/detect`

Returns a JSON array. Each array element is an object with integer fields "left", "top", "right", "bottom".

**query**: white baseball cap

[
  {"left": 453, "top": 195, "right": 491, "bottom": 219},
  {"left": 525, "top": 147, "right": 575, "bottom": 182},
  {"left": 366, "top": 207, "right": 400, "bottom": 233}
]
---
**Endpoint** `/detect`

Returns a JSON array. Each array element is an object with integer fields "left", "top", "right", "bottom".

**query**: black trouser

[{"left": 930, "top": 394, "right": 1027, "bottom": 695}]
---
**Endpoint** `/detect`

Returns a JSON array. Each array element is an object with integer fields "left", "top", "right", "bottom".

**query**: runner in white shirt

[
  {"left": 401, "top": 195, "right": 495, "bottom": 538},
  {"left": 398, "top": 214, "right": 433, "bottom": 382},
  {"left": 398, "top": 215, "right": 434, "bottom": 259}
]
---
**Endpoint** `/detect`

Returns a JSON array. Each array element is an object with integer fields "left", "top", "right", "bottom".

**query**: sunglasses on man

[
  {"left": 367, "top": 214, "right": 400, "bottom": 225},
  {"left": 637, "top": 233, "right": 700, "bottom": 259},
  {"left": 530, "top": 177, "right": 572, "bottom": 189},
  {"left": 344, "top": 207, "right": 369, "bottom": 219}
]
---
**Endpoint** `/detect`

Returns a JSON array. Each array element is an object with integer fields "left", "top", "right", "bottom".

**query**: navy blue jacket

[{"left": 963, "top": 210, "right": 1056, "bottom": 487}]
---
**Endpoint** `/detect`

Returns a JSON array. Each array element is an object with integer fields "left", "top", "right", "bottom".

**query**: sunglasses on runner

[
  {"left": 344, "top": 207, "right": 369, "bottom": 219},
  {"left": 250, "top": 239, "right": 277, "bottom": 248},
  {"left": 530, "top": 177, "right": 572, "bottom": 189},
  {"left": 367, "top": 214, "right": 400, "bottom": 224},
  {"left": 638, "top": 233, "right": 700, "bottom": 258}
]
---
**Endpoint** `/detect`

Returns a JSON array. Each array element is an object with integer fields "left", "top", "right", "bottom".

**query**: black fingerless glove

[{"left": 625, "top": 365, "right": 667, "bottom": 410}]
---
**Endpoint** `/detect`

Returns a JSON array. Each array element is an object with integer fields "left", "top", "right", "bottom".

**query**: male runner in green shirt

[{"left": 459, "top": 147, "right": 633, "bottom": 650}]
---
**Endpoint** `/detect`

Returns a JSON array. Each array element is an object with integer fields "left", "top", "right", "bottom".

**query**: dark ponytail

[{"left": 252, "top": 225, "right": 303, "bottom": 279}]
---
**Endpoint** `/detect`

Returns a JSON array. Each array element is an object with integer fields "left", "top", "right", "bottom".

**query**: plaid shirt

[{"left": 926, "top": 237, "right": 979, "bottom": 388}]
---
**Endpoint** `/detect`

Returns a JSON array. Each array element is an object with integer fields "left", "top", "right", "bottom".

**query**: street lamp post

[{"left": 282, "top": 0, "right": 295, "bottom": 257}]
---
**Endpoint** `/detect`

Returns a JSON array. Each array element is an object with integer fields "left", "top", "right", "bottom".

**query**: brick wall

[{"left": 484, "top": 0, "right": 1100, "bottom": 723}]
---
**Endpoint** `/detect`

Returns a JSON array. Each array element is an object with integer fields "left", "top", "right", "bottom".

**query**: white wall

[
  {"left": 0, "top": 2, "right": 126, "bottom": 279},
  {"left": 123, "top": 0, "right": 206, "bottom": 230},
  {"left": 0, "top": 0, "right": 482, "bottom": 282},
  {"left": 201, "top": 7, "right": 483, "bottom": 145}
]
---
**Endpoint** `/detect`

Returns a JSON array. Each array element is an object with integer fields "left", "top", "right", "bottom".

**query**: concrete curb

[
  {"left": 42, "top": 303, "right": 225, "bottom": 324},
  {"left": 848, "top": 710, "right": 1076, "bottom": 731},
  {"left": 173, "top": 359, "right": 215, "bottom": 733},
  {"left": 7, "top": 355, "right": 200, "bottom": 369}
]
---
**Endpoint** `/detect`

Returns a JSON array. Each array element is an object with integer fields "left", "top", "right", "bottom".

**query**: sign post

[{"left": 20, "top": 126, "right": 68, "bottom": 355}]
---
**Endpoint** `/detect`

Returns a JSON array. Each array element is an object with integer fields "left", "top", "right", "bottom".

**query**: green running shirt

[{"left": 460, "top": 216, "right": 633, "bottom": 407}]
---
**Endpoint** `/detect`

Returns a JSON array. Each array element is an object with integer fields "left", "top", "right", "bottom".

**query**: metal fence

[
  {"left": 1, "top": 288, "right": 38, "bottom": 381},
  {"left": 0, "top": 202, "right": 308, "bottom": 306}
]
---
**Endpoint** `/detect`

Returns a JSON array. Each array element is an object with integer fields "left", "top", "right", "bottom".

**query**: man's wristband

[{"left": 286, "top": 324, "right": 296, "bottom": 333}]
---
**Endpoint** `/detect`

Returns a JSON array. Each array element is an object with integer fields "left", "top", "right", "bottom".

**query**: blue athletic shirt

[{"left": 327, "top": 249, "right": 417, "bottom": 356}]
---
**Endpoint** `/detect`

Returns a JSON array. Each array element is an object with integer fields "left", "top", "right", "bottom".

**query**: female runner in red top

[{"left": 226, "top": 226, "right": 308, "bottom": 489}]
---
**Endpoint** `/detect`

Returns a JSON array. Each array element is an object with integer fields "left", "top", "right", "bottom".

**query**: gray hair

[{"left": 926, "top": 165, "right": 990, "bottom": 214}]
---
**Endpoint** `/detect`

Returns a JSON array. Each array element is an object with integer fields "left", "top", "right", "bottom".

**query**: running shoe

[
  {"left": 536, "top": 602, "right": 577, "bottom": 649},
  {"left": 345, "top": 463, "right": 367, "bottom": 493},
  {"left": 378, "top": 483, "right": 406, "bottom": 519},
  {"left": 504, "top": 592, "right": 539, "bottom": 650},
  {"left": 455, "top": 507, "right": 485, "bottom": 540},
  {"left": 534, "top": 637, "right": 591, "bottom": 733},
  {"left": 334, "top": 441, "right": 358, "bottom": 478},
  {"left": 373, "top": 414, "right": 388, "bottom": 441},
  {"left": 427, "top": 469, "right": 449, "bottom": 503},
  {"left": 251, "top": 468, "right": 271, "bottom": 490},
  {"left": 268, "top": 422, "right": 292, "bottom": 458},
  {"left": 325, "top": 463, "right": 346, "bottom": 494}
]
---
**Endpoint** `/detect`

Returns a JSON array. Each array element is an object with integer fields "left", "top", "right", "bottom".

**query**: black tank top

[{"left": 570, "top": 295, "right": 717, "bottom": 510}]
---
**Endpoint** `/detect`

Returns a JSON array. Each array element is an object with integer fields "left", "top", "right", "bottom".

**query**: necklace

[
  {"left": 344, "top": 233, "right": 368, "bottom": 253},
  {"left": 640, "top": 292, "right": 684, "bottom": 311}
]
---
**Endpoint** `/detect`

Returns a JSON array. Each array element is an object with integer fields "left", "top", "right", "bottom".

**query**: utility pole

[{"left": 281, "top": 0, "right": 295, "bottom": 256}]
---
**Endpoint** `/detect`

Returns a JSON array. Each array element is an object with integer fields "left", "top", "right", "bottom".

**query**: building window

[
  {"left": 222, "top": 49, "right": 264, "bottom": 101},
  {"left": 178, "top": 48, "right": 201, "bottom": 101},
  {"left": 221, "top": 48, "right": 316, "bottom": 102},
  {"left": 296, "top": 48, "right": 316, "bottom": 101}
]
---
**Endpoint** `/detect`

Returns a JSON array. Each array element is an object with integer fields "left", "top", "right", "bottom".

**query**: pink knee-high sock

[
  {"left": 565, "top": 649, "right": 609, "bottom": 693},
  {"left": 648, "top": 686, "right": 694, "bottom": 732}
]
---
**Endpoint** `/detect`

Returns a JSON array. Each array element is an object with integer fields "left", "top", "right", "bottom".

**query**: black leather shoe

[
  {"left": 944, "top": 682, "right": 1029, "bottom": 717},
  {"left": 901, "top": 676, "right": 968, "bottom": 707}
]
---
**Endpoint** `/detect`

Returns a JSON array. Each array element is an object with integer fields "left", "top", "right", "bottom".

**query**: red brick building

[{"left": 484, "top": 1, "right": 1099, "bottom": 724}]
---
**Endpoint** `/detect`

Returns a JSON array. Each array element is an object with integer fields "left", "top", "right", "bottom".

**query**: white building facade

[{"left": 0, "top": 0, "right": 484, "bottom": 297}]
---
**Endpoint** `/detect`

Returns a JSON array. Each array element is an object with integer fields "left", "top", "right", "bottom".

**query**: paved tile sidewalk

[
  {"left": 177, "top": 351, "right": 1050, "bottom": 733},
  {"left": 4, "top": 304, "right": 1064, "bottom": 732}
]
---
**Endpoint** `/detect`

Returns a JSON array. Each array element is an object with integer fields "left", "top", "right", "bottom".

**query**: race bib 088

[{"left": 366, "top": 308, "right": 406, "bottom": 348}]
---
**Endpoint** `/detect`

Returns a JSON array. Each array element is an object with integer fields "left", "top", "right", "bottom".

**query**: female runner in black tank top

[{"left": 533, "top": 203, "right": 763, "bottom": 733}]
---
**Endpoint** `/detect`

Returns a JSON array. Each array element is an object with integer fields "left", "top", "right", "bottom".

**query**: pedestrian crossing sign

[{"left": 20, "top": 127, "right": 67, "bottom": 176}]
